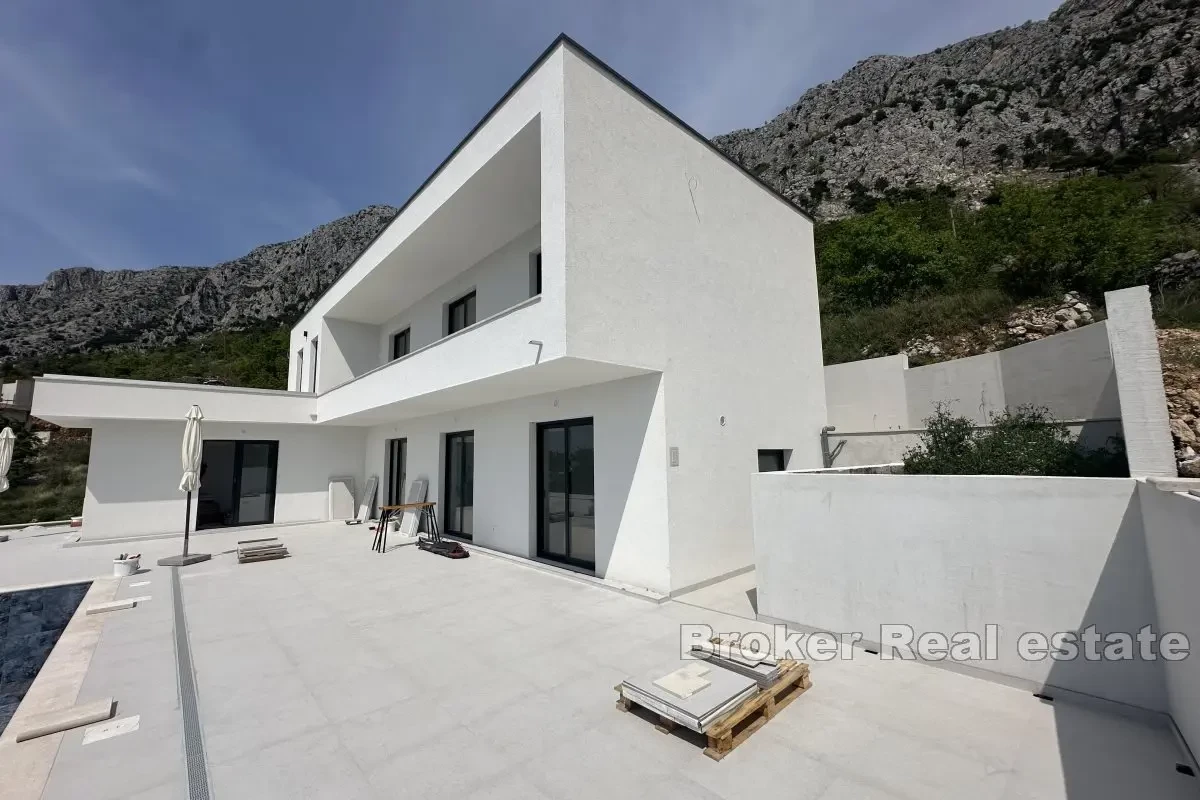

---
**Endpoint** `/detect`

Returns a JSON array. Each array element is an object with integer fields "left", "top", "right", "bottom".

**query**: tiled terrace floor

[{"left": 0, "top": 522, "right": 1195, "bottom": 799}]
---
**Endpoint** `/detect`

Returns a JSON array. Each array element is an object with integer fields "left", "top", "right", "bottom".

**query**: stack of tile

[
  {"left": 619, "top": 662, "right": 758, "bottom": 733},
  {"left": 236, "top": 537, "right": 289, "bottom": 564},
  {"left": 693, "top": 641, "right": 783, "bottom": 687}
]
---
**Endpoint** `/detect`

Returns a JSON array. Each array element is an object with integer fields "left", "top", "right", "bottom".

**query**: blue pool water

[{"left": 0, "top": 582, "right": 90, "bottom": 735}]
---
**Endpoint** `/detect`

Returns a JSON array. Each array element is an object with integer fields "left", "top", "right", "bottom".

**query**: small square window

[
  {"left": 758, "top": 450, "right": 787, "bottom": 472},
  {"left": 391, "top": 328, "right": 410, "bottom": 360}
]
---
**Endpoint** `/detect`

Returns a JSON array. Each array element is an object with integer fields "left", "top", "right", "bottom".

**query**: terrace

[{"left": 0, "top": 522, "right": 1193, "bottom": 800}]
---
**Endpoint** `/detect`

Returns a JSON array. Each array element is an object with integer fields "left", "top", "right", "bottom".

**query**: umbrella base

[{"left": 157, "top": 553, "right": 212, "bottom": 567}]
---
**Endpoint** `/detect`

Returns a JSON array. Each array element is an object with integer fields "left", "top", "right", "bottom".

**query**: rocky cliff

[
  {"left": 713, "top": 0, "right": 1200, "bottom": 217},
  {"left": 4, "top": 0, "right": 1199, "bottom": 362},
  {"left": 0, "top": 205, "right": 397, "bottom": 361}
]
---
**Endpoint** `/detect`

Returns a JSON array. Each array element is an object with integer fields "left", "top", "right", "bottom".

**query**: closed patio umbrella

[
  {"left": 0, "top": 427, "right": 14, "bottom": 494},
  {"left": 158, "top": 405, "right": 212, "bottom": 566}
]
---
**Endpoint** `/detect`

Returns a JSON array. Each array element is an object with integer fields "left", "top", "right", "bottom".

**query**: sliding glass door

[
  {"left": 197, "top": 440, "right": 279, "bottom": 529},
  {"left": 444, "top": 431, "right": 474, "bottom": 539},
  {"left": 537, "top": 418, "right": 595, "bottom": 570}
]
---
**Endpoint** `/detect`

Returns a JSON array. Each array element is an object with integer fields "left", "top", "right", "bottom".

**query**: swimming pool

[{"left": 0, "top": 582, "right": 90, "bottom": 735}]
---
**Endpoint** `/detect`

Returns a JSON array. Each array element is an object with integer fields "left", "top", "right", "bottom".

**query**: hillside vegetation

[{"left": 819, "top": 163, "right": 1200, "bottom": 363}]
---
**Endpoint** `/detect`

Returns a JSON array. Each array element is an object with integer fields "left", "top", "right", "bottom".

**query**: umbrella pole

[{"left": 183, "top": 491, "right": 192, "bottom": 556}]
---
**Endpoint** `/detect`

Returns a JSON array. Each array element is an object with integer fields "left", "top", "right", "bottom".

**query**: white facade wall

[
  {"left": 316, "top": 298, "right": 555, "bottom": 424},
  {"left": 287, "top": 49, "right": 567, "bottom": 395},
  {"left": 1139, "top": 484, "right": 1200, "bottom": 752},
  {"left": 82, "top": 420, "right": 365, "bottom": 540},
  {"left": 375, "top": 226, "right": 541, "bottom": 361},
  {"left": 361, "top": 374, "right": 671, "bottom": 592},
  {"left": 321, "top": 318, "right": 381, "bottom": 392},
  {"left": 560, "top": 50, "right": 826, "bottom": 592},
  {"left": 33, "top": 375, "right": 314, "bottom": 427},
  {"left": 751, "top": 471, "right": 1166, "bottom": 711}
]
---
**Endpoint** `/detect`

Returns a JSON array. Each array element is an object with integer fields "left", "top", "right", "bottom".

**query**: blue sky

[{"left": 0, "top": 0, "right": 1063, "bottom": 284}]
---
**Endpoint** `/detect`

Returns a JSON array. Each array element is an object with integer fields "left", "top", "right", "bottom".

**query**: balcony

[{"left": 313, "top": 295, "right": 650, "bottom": 425}]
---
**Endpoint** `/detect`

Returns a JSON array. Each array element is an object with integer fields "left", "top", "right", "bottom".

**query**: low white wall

[
  {"left": 82, "top": 421, "right": 365, "bottom": 540},
  {"left": 362, "top": 373, "right": 671, "bottom": 593},
  {"left": 751, "top": 472, "right": 1166, "bottom": 711},
  {"left": 1140, "top": 484, "right": 1200, "bottom": 751}
]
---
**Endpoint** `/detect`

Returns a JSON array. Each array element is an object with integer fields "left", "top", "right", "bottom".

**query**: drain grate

[{"left": 171, "top": 568, "right": 211, "bottom": 800}]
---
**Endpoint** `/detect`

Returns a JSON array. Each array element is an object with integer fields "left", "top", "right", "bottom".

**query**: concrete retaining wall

[
  {"left": 751, "top": 471, "right": 1166, "bottom": 712},
  {"left": 825, "top": 321, "right": 1119, "bottom": 436},
  {"left": 1139, "top": 484, "right": 1200, "bottom": 752}
]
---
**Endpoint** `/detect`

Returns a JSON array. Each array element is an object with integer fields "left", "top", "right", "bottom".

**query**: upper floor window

[
  {"left": 447, "top": 291, "right": 476, "bottom": 335},
  {"left": 309, "top": 337, "right": 319, "bottom": 393},
  {"left": 391, "top": 328, "right": 411, "bottom": 360},
  {"left": 530, "top": 250, "right": 542, "bottom": 297},
  {"left": 295, "top": 350, "right": 304, "bottom": 392}
]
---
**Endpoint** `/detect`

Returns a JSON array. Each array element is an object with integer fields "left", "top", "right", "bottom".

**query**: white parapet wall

[
  {"left": 1139, "top": 482, "right": 1200, "bottom": 753},
  {"left": 1105, "top": 286, "right": 1177, "bottom": 477},
  {"left": 751, "top": 470, "right": 1167, "bottom": 712}
]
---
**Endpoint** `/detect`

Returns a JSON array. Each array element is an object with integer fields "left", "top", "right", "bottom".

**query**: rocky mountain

[
  {"left": 0, "top": 206, "right": 397, "bottom": 361},
  {"left": 713, "top": 0, "right": 1200, "bottom": 217},
  {"left": 4, "top": 0, "right": 1199, "bottom": 362}
]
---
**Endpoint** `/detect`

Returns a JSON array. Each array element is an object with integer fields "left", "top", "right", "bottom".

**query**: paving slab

[{"left": 3, "top": 521, "right": 1196, "bottom": 800}]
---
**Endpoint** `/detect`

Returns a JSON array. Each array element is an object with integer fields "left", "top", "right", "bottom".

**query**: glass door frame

[
  {"left": 386, "top": 438, "right": 407, "bottom": 506},
  {"left": 443, "top": 430, "right": 474, "bottom": 540},
  {"left": 198, "top": 439, "right": 279, "bottom": 528},
  {"left": 536, "top": 417, "right": 596, "bottom": 571}
]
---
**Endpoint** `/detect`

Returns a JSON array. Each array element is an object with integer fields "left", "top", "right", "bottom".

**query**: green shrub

[
  {"left": 902, "top": 405, "right": 1128, "bottom": 477},
  {"left": 0, "top": 432, "right": 90, "bottom": 525}
]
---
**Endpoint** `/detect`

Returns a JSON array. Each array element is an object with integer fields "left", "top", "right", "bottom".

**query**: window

[
  {"left": 294, "top": 350, "right": 304, "bottom": 392},
  {"left": 391, "top": 328, "right": 411, "bottom": 361},
  {"left": 386, "top": 438, "right": 406, "bottom": 506},
  {"left": 446, "top": 291, "right": 476, "bottom": 335},
  {"left": 444, "top": 431, "right": 474, "bottom": 539},
  {"left": 530, "top": 250, "right": 542, "bottom": 297},
  {"left": 309, "top": 337, "right": 319, "bottom": 393},
  {"left": 758, "top": 450, "right": 787, "bottom": 472}
]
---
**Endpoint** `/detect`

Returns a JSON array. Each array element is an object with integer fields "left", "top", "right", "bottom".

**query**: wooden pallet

[{"left": 614, "top": 659, "right": 812, "bottom": 761}]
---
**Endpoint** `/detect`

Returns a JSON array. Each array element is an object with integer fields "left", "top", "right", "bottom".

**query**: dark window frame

[
  {"left": 536, "top": 417, "right": 596, "bottom": 571},
  {"left": 530, "top": 250, "right": 542, "bottom": 297},
  {"left": 446, "top": 291, "right": 477, "bottom": 336},
  {"left": 391, "top": 327, "right": 411, "bottom": 361},
  {"left": 757, "top": 449, "right": 788, "bottom": 472},
  {"left": 443, "top": 430, "right": 475, "bottom": 540},
  {"left": 196, "top": 439, "right": 279, "bottom": 530},
  {"left": 386, "top": 438, "right": 407, "bottom": 506},
  {"left": 309, "top": 337, "right": 319, "bottom": 393}
]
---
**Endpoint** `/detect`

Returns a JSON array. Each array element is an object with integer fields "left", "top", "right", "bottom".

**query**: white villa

[{"left": 32, "top": 35, "right": 826, "bottom": 596}]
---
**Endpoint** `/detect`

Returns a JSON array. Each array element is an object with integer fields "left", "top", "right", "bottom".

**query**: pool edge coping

[{"left": 0, "top": 576, "right": 119, "bottom": 800}]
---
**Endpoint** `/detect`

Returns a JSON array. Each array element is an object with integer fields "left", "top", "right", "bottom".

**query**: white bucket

[{"left": 113, "top": 557, "right": 140, "bottom": 577}]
